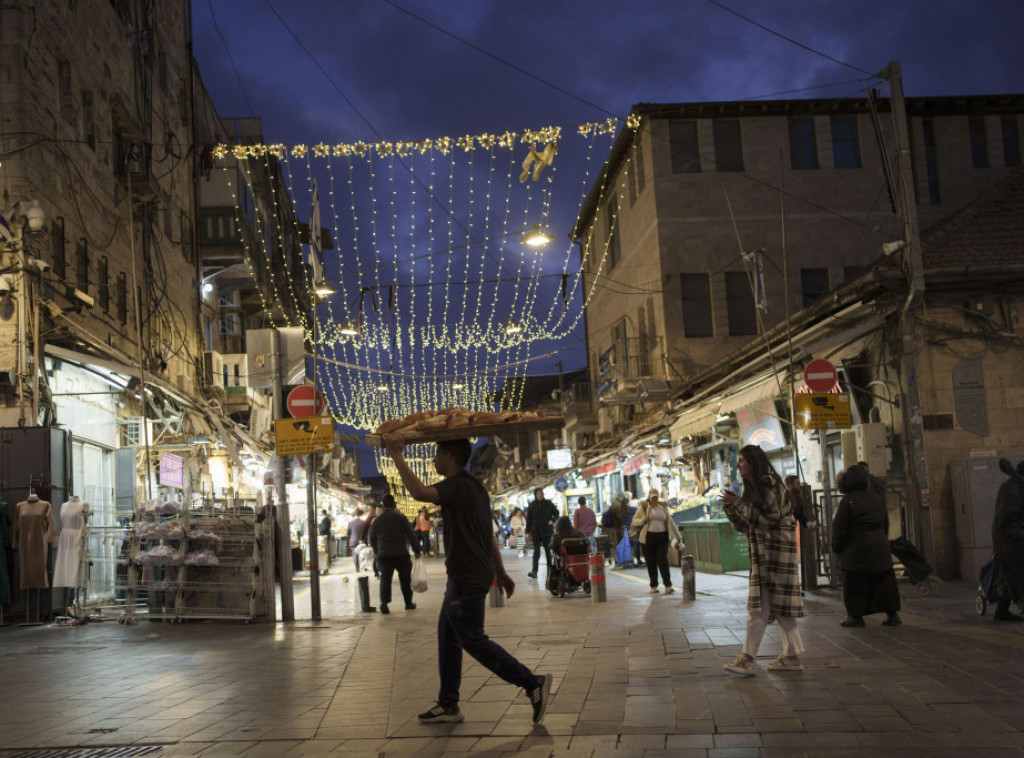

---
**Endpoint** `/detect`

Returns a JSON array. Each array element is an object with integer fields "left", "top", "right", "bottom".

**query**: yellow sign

[
  {"left": 795, "top": 393, "right": 853, "bottom": 430},
  {"left": 275, "top": 416, "right": 335, "bottom": 455}
]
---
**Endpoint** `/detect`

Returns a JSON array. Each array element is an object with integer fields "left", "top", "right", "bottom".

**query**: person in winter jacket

[
  {"left": 992, "top": 459, "right": 1024, "bottom": 622},
  {"left": 832, "top": 464, "right": 901, "bottom": 628},
  {"left": 368, "top": 494, "right": 422, "bottom": 613},
  {"left": 721, "top": 444, "right": 805, "bottom": 676},
  {"left": 526, "top": 488, "right": 559, "bottom": 578},
  {"left": 634, "top": 488, "right": 683, "bottom": 593}
]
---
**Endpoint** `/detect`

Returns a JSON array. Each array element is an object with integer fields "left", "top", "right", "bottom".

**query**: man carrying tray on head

[{"left": 383, "top": 433, "right": 552, "bottom": 725}]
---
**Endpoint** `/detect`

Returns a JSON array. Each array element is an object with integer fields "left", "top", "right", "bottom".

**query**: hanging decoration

[{"left": 218, "top": 115, "right": 642, "bottom": 489}]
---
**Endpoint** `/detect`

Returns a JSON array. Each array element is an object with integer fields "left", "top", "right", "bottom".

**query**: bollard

[
  {"left": 488, "top": 579, "right": 506, "bottom": 608},
  {"left": 681, "top": 554, "right": 696, "bottom": 601},
  {"left": 589, "top": 554, "right": 607, "bottom": 602}
]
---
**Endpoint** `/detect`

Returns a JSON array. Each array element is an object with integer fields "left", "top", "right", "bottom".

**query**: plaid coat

[{"left": 723, "top": 475, "right": 805, "bottom": 618}]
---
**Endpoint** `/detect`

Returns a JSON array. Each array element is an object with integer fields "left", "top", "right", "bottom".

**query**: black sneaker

[
  {"left": 418, "top": 701, "right": 464, "bottom": 723},
  {"left": 525, "top": 674, "right": 552, "bottom": 724},
  {"left": 405, "top": 602, "right": 417, "bottom": 610},
  {"left": 380, "top": 604, "right": 389, "bottom": 614}
]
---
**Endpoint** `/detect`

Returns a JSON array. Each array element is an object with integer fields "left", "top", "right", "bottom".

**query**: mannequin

[
  {"left": 13, "top": 493, "right": 55, "bottom": 589},
  {"left": 54, "top": 496, "right": 88, "bottom": 589}
]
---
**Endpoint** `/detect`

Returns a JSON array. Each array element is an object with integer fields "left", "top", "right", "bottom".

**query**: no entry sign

[
  {"left": 286, "top": 385, "right": 325, "bottom": 417},
  {"left": 804, "top": 359, "right": 838, "bottom": 393}
]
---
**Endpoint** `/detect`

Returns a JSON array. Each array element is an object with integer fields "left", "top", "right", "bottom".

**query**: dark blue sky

[{"left": 190, "top": 0, "right": 1024, "bottom": 474}]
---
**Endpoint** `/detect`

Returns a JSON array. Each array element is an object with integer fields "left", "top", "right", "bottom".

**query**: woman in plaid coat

[{"left": 721, "top": 445, "right": 806, "bottom": 676}]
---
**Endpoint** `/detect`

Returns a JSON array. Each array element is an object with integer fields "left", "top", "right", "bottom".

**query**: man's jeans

[{"left": 437, "top": 580, "right": 534, "bottom": 703}]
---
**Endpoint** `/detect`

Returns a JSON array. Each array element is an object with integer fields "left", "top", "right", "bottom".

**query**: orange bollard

[{"left": 589, "top": 554, "right": 607, "bottom": 602}]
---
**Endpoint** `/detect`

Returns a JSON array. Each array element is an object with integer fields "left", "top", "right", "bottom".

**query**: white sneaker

[
  {"left": 765, "top": 654, "right": 803, "bottom": 672},
  {"left": 649, "top": 587, "right": 659, "bottom": 594},
  {"left": 723, "top": 654, "right": 755, "bottom": 676}
]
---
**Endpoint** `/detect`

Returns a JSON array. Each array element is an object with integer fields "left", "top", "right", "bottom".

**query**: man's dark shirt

[{"left": 434, "top": 471, "right": 496, "bottom": 589}]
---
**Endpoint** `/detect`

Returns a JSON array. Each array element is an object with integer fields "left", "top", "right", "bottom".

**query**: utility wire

[{"left": 207, "top": 0, "right": 257, "bottom": 118}]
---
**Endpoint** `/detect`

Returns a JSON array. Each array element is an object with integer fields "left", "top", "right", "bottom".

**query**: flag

[{"left": 307, "top": 179, "right": 325, "bottom": 285}]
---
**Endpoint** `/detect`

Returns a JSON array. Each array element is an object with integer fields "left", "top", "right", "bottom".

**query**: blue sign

[{"left": 554, "top": 477, "right": 569, "bottom": 492}]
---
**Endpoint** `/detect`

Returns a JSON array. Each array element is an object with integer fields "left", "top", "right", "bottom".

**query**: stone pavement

[{"left": 1, "top": 550, "right": 1023, "bottom": 757}]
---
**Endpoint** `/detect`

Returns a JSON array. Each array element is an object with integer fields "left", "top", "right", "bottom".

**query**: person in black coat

[
  {"left": 992, "top": 459, "right": 1024, "bottom": 622},
  {"left": 832, "top": 464, "right": 901, "bottom": 627},
  {"left": 526, "top": 488, "right": 559, "bottom": 578},
  {"left": 368, "top": 494, "right": 422, "bottom": 614}
]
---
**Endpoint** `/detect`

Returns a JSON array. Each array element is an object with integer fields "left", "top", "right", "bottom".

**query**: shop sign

[
  {"left": 159, "top": 453, "right": 185, "bottom": 488},
  {"left": 795, "top": 393, "right": 852, "bottom": 429},
  {"left": 737, "top": 400, "right": 786, "bottom": 451},
  {"left": 547, "top": 448, "right": 573, "bottom": 469},
  {"left": 275, "top": 415, "right": 335, "bottom": 455}
]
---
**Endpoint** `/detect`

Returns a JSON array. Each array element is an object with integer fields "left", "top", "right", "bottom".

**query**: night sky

[{"left": 190, "top": 0, "right": 1024, "bottom": 476}]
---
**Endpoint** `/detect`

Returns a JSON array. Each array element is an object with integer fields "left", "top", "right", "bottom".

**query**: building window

[
  {"left": 75, "top": 238, "right": 90, "bottom": 293},
  {"left": 117, "top": 272, "right": 128, "bottom": 325},
  {"left": 57, "top": 59, "right": 74, "bottom": 124},
  {"left": 789, "top": 117, "right": 818, "bottom": 170},
  {"left": 51, "top": 217, "right": 66, "bottom": 280},
  {"left": 607, "top": 197, "right": 620, "bottom": 268},
  {"left": 1001, "top": 116, "right": 1020, "bottom": 167},
  {"left": 725, "top": 272, "right": 757, "bottom": 336},
  {"left": 98, "top": 256, "right": 110, "bottom": 312},
  {"left": 628, "top": 129, "right": 645, "bottom": 205},
  {"left": 680, "top": 273, "right": 713, "bottom": 337},
  {"left": 969, "top": 115, "right": 989, "bottom": 168},
  {"left": 713, "top": 120, "right": 744, "bottom": 172},
  {"left": 801, "top": 268, "right": 829, "bottom": 307},
  {"left": 922, "top": 118, "right": 941, "bottom": 205},
  {"left": 81, "top": 90, "right": 95, "bottom": 151},
  {"left": 831, "top": 116, "right": 861, "bottom": 169},
  {"left": 668, "top": 119, "right": 701, "bottom": 174}
]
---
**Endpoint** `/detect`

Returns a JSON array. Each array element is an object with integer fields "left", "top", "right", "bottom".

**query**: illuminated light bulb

[
  {"left": 523, "top": 223, "right": 553, "bottom": 247},
  {"left": 452, "top": 382, "right": 465, "bottom": 391},
  {"left": 202, "top": 282, "right": 213, "bottom": 294},
  {"left": 338, "top": 322, "right": 359, "bottom": 337},
  {"left": 504, "top": 321, "right": 523, "bottom": 335},
  {"left": 314, "top": 282, "right": 336, "bottom": 297},
  {"left": 375, "top": 380, "right": 390, "bottom": 393}
]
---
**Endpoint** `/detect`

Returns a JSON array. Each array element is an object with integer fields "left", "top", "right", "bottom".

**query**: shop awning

[
  {"left": 580, "top": 459, "right": 617, "bottom": 479},
  {"left": 621, "top": 452, "right": 648, "bottom": 476},
  {"left": 669, "top": 409, "right": 716, "bottom": 439},
  {"left": 718, "top": 373, "right": 788, "bottom": 415}
]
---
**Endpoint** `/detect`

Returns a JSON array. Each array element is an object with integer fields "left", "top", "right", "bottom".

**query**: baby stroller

[
  {"left": 889, "top": 536, "right": 938, "bottom": 596},
  {"left": 547, "top": 537, "right": 592, "bottom": 597}
]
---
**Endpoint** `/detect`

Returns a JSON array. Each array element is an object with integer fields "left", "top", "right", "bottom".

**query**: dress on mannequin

[
  {"left": 0, "top": 501, "right": 12, "bottom": 605},
  {"left": 54, "top": 497, "right": 87, "bottom": 589},
  {"left": 13, "top": 495, "right": 55, "bottom": 590}
]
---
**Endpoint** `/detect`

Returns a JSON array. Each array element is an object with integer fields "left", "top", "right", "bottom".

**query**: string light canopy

[{"left": 218, "top": 115, "right": 642, "bottom": 488}]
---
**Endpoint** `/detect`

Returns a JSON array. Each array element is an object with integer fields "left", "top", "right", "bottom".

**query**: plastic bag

[
  {"left": 615, "top": 533, "right": 632, "bottom": 565},
  {"left": 412, "top": 556, "right": 428, "bottom": 593}
]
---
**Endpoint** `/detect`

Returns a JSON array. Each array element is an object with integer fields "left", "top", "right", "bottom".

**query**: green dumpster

[{"left": 676, "top": 519, "right": 749, "bottom": 572}]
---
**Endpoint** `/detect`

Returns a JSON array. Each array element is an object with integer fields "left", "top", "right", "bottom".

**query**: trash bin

[{"left": 291, "top": 546, "right": 304, "bottom": 572}]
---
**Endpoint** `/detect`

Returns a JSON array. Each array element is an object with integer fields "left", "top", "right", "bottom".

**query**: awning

[
  {"left": 621, "top": 453, "right": 648, "bottom": 476},
  {"left": 580, "top": 459, "right": 617, "bottom": 479},
  {"left": 669, "top": 409, "right": 716, "bottom": 439},
  {"left": 718, "top": 373, "right": 787, "bottom": 415}
]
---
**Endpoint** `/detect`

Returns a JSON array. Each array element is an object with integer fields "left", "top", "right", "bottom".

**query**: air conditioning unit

[{"left": 204, "top": 351, "right": 225, "bottom": 387}]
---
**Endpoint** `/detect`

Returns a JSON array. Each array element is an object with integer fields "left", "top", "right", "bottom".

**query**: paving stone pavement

[{"left": 1, "top": 551, "right": 1023, "bottom": 757}]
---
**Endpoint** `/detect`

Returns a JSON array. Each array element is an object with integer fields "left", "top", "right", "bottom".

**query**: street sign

[
  {"left": 286, "top": 385, "right": 325, "bottom": 417},
  {"left": 795, "top": 392, "right": 852, "bottom": 429},
  {"left": 554, "top": 477, "right": 569, "bottom": 492},
  {"left": 804, "top": 359, "right": 838, "bottom": 393},
  {"left": 275, "top": 416, "right": 335, "bottom": 455}
]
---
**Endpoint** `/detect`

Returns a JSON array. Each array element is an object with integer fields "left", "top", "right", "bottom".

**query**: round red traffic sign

[
  {"left": 804, "top": 359, "right": 838, "bottom": 393},
  {"left": 286, "top": 385, "right": 325, "bottom": 417}
]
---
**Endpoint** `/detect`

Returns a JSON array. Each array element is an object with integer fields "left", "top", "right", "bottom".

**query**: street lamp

[{"left": 522, "top": 223, "right": 553, "bottom": 247}]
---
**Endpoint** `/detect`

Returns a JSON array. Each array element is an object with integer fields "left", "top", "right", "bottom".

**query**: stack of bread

[{"left": 373, "top": 407, "right": 546, "bottom": 437}]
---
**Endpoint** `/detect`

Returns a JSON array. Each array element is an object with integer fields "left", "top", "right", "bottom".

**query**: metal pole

[
  {"left": 31, "top": 283, "right": 40, "bottom": 426},
  {"left": 885, "top": 60, "right": 934, "bottom": 565},
  {"left": 272, "top": 329, "right": 295, "bottom": 621},
  {"left": 15, "top": 230, "right": 28, "bottom": 424},
  {"left": 306, "top": 451, "right": 321, "bottom": 620},
  {"left": 820, "top": 432, "right": 838, "bottom": 586}
]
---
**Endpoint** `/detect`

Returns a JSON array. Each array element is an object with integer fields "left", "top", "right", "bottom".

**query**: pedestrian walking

[
  {"left": 573, "top": 496, "right": 597, "bottom": 551},
  {"left": 634, "top": 488, "right": 683, "bottom": 594},
  {"left": 509, "top": 507, "right": 526, "bottom": 556},
  {"left": 347, "top": 508, "right": 366, "bottom": 572},
  {"left": 368, "top": 494, "right": 421, "bottom": 614},
  {"left": 384, "top": 434, "right": 552, "bottom": 724},
  {"left": 721, "top": 444, "right": 805, "bottom": 675},
  {"left": 832, "top": 465, "right": 901, "bottom": 627},
  {"left": 526, "top": 488, "right": 559, "bottom": 578},
  {"left": 414, "top": 507, "right": 433, "bottom": 556},
  {"left": 992, "top": 459, "right": 1024, "bottom": 622}
]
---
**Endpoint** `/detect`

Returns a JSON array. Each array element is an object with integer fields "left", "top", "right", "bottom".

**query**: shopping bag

[
  {"left": 615, "top": 533, "right": 632, "bottom": 565},
  {"left": 508, "top": 535, "right": 517, "bottom": 548},
  {"left": 411, "top": 556, "right": 428, "bottom": 593}
]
